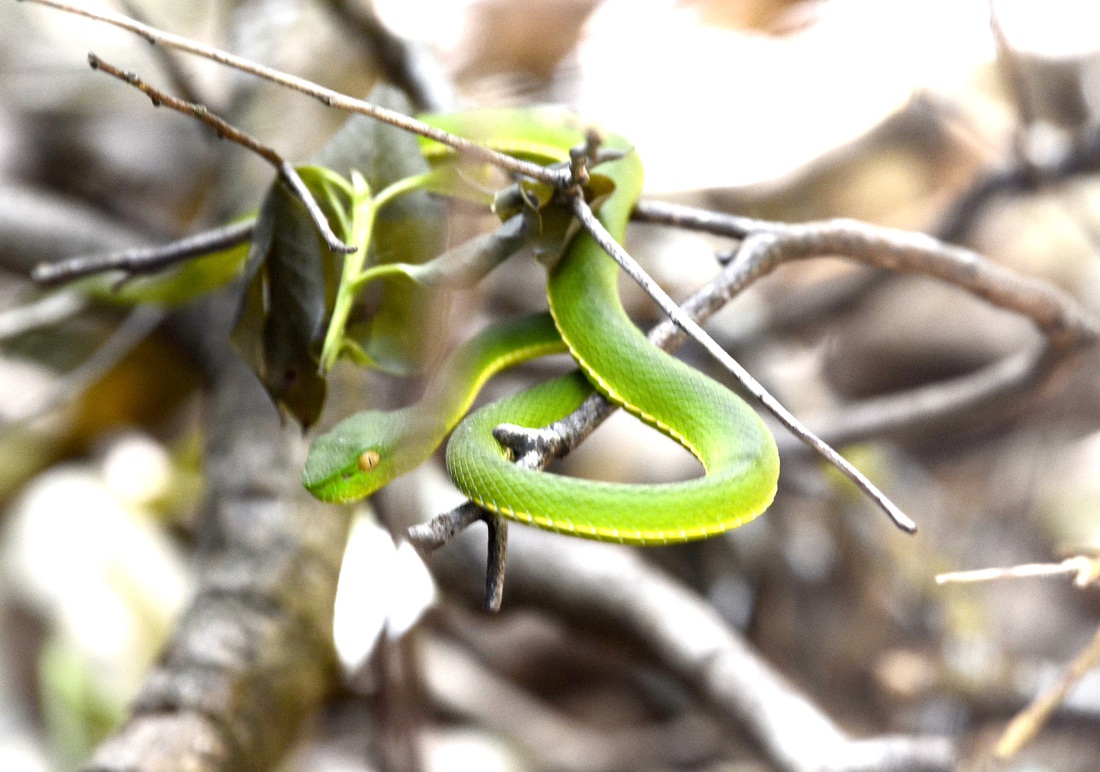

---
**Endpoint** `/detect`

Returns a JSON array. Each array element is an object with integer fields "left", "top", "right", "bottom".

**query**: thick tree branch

[
  {"left": 419, "top": 516, "right": 956, "bottom": 772},
  {"left": 84, "top": 296, "right": 350, "bottom": 772}
]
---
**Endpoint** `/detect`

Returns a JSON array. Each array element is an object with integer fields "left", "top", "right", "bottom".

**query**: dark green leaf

[{"left": 230, "top": 176, "right": 343, "bottom": 429}]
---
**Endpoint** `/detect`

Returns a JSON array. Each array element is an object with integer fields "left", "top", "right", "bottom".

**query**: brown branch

[
  {"left": 418, "top": 516, "right": 957, "bottom": 772},
  {"left": 32, "top": 220, "right": 255, "bottom": 285},
  {"left": 22, "top": 0, "right": 570, "bottom": 187},
  {"left": 116, "top": 0, "right": 207, "bottom": 107},
  {"left": 723, "top": 221, "right": 1096, "bottom": 350},
  {"left": 85, "top": 297, "right": 350, "bottom": 772},
  {"left": 652, "top": 208, "right": 1097, "bottom": 446}
]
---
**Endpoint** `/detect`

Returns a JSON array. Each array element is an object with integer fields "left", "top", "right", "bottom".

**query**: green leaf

[
  {"left": 230, "top": 173, "right": 346, "bottom": 428},
  {"left": 337, "top": 86, "right": 448, "bottom": 377}
]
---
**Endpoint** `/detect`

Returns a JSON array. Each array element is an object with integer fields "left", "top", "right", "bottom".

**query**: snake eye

[{"left": 357, "top": 450, "right": 381, "bottom": 472}]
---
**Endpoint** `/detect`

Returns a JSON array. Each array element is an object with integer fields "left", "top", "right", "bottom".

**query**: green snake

[{"left": 302, "top": 136, "right": 779, "bottom": 544}]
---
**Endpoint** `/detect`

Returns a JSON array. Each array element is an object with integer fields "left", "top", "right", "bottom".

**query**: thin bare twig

[
  {"left": 632, "top": 199, "right": 774, "bottom": 238},
  {"left": 32, "top": 220, "right": 255, "bottom": 285},
  {"left": 85, "top": 54, "right": 351, "bottom": 254},
  {"left": 21, "top": 0, "right": 569, "bottom": 187},
  {"left": 116, "top": 0, "right": 207, "bottom": 107},
  {"left": 937, "top": 556, "right": 1100, "bottom": 588},
  {"left": 483, "top": 514, "right": 509, "bottom": 612},
  {"left": 572, "top": 194, "right": 917, "bottom": 533},
  {"left": 995, "top": 621, "right": 1100, "bottom": 759}
]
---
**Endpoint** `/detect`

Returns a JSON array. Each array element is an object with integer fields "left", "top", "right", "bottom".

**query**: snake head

[{"left": 302, "top": 411, "right": 399, "bottom": 503}]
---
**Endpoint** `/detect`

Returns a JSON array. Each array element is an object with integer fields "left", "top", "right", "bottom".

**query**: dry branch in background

[
  {"left": 419, "top": 508, "right": 957, "bottom": 772},
  {"left": 85, "top": 296, "right": 350, "bottom": 772},
  {"left": 9, "top": 1, "right": 1100, "bottom": 771},
  {"left": 412, "top": 205, "right": 1098, "bottom": 600},
  {"left": 635, "top": 203, "right": 1098, "bottom": 439}
]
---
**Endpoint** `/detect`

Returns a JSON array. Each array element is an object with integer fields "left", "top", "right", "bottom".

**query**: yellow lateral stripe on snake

[
  {"left": 302, "top": 313, "right": 566, "bottom": 504},
  {"left": 303, "top": 121, "right": 779, "bottom": 544},
  {"left": 443, "top": 137, "right": 779, "bottom": 543}
]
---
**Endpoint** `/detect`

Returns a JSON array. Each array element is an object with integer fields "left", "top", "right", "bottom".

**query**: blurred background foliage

[{"left": 3, "top": 0, "right": 1100, "bottom": 770}]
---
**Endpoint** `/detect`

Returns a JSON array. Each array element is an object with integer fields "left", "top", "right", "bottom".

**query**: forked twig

[
  {"left": 937, "top": 554, "right": 1100, "bottom": 759},
  {"left": 635, "top": 201, "right": 1097, "bottom": 450}
]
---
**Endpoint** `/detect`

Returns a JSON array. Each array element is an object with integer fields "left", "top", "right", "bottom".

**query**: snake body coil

[{"left": 303, "top": 132, "right": 779, "bottom": 543}]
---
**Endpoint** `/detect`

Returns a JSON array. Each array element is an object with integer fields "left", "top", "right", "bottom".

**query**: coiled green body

[
  {"left": 303, "top": 130, "right": 779, "bottom": 543},
  {"left": 444, "top": 141, "right": 778, "bottom": 543}
]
